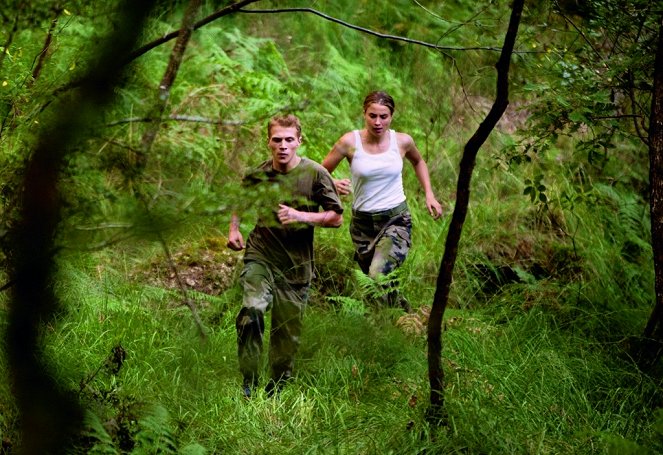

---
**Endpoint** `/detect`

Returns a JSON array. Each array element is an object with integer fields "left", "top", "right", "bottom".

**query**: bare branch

[
  {"left": 239, "top": 7, "right": 505, "bottom": 53},
  {"left": 30, "top": 10, "right": 62, "bottom": 86},
  {"left": 0, "top": 12, "right": 18, "bottom": 71},
  {"left": 413, "top": 0, "right": 448, "bottom": 24},
  {"left": 127, "top": 0, "right": 262, "bottom": 62},
  {"left": 133, "top": 0, "right": 208, "bottom": 340},
  {"left": 0, "top": 13, "right": 20, "bottom": 134},
  {"left": 553, "top": 0, "right": 605, "bottom": 62},
  {"left": 107, "top": 114, "right": 244, "bottom": 127},
  {"left": 107, "top": 100, "right": 310, "bottom": 127},
  {"left": 591, "top": 114, "right": 644, "bottom": 120},
  {"left": 45, "top": 1, "right": 537, "bottom": 113},
  {"left": 437, "top": 4, "right": 492, "bottom": 43},
  {"left": 74, "top": 222, "right": 134, "bottom": 230}
]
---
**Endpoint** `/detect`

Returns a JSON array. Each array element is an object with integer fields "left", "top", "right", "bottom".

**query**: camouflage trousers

[
  {"left": 350, "top": 201, "right": 412, "bottom": 310},
  {"left": 235, "top": 260, "right": 309, "bottom": 387}
]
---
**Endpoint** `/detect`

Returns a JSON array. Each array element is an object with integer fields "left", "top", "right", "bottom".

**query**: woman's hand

[
  {"left": 426, "top": 194, "right": 444, "bottom": 220},
  {"left": 334, "top": 178, "right": 352, "bottom": 196}
]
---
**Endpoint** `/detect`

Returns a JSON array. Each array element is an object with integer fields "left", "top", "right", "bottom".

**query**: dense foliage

[{"left": 1, "top": 0, "right": 661, "bottom": 453}]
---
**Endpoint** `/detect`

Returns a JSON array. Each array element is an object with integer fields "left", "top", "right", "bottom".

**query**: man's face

[{"left": 268, "top": 125, "right": 301, "bottom": 172}]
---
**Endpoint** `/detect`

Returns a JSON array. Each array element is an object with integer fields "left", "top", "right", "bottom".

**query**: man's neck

[{"left": 273, "top": 155, "right": 302, "bottom": 173}]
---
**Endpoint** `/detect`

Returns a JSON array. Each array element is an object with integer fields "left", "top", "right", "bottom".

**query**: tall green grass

[{"left": 3, "top": 248, "right": 659, "bottom": 453}]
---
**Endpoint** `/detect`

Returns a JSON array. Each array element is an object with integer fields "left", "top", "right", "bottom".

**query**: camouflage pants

[
  {"left": 235, "top": 260, "right": 309, "bottom": 387},
  {"left": 350, "top": 201, "right": 412, "bottom": 309}
]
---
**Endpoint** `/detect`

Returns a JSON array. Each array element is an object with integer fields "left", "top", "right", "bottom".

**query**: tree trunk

[
  {"left": 139, "top": 0, "right": 203, "bottom": 154},
  {"left": 0, "top": 13, "right": 20, "bottom": 133},
  {"left": 5, "top": 3, "right": 156, "bottom": 453},
  {"left": 135, "top": 0, "right": 208, "bottom": 339},
  {"left": 29, "top": 9, "right": 61, "bottom": 86},
  {"left": 640, "top": 15, "right": 663, "bottom": 368},
  {"left": 426, "top": 0, "right": 524, "bottom": 424}
]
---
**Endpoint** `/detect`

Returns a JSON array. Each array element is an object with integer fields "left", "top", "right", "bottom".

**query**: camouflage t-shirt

[{"left": 241, "top": 157, "right": 343, "bottom": 284}]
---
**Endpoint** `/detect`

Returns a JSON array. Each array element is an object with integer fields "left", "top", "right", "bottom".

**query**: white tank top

[{"left": 350, "top": 129, "right": 406, "bottom": 212}]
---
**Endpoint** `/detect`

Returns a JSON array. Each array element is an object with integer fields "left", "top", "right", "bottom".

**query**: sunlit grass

[
  {"left": 1, "top": 253, "right": 652, "bottom": 453},
  {"left": 3, "top": 151, "right": 659, "bottom": 453}
]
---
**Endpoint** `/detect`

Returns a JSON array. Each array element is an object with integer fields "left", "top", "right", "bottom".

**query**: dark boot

[
  {"left": 386, "top": 289, "right": 412, "bottom": 313},
  {"left": 265, "top": 372, "right": 291, "bottom": 398},
  {"left": 242, "top": 374, "right": 258, "bottom": 399}
]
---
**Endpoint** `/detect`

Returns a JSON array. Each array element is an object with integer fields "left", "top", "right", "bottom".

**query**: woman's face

[{"left": 363, "top": 103, "right": 392, "bottom": 137}]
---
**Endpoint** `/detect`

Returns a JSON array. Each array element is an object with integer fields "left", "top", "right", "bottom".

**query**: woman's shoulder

[
  {"left": 394, "top": 131, "right": 415, "bottom": 148},
  {"left": 338, "top": 130, "right": 358, "bottom": 144},
  {"left": 333, "top": 130, "right": 358, "bottom": 155}
]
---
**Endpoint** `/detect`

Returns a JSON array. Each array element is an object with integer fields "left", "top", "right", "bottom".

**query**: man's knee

[{"left": 236, "top": 307, "right": 264, "bottom": 342}]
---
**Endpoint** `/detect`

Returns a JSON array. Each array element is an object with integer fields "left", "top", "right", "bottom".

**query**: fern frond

[
  {"left": 132, "top": 405, "right": 178, "bottom": 454},
  {"left": 327, "top": 295, "right": 366, "bottom": 315},
  {"left": 179, "top": 444, "right": 208, "bottom": 455},
  {"left": 352, "top": 268, "right": 400, "bottom": 299},
  {"left": 82, "top": 410, "right": 119, "bottom": 455}
]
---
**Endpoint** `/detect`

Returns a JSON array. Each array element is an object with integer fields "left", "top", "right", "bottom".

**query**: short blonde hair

[{"left": 267, "top": 114, "right": 302, "bottom": 139}]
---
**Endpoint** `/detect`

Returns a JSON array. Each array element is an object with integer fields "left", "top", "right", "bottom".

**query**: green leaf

[{"left": 568, "top": 111, "right": 588, "bottom": 123}]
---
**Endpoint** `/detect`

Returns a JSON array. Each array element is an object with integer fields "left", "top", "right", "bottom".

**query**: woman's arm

[
  {"left": 400, "top": 133, "right": 444, "bottom": 219},
  {"left": 322, "top": 132, "right": 354, "bottom": 195}
]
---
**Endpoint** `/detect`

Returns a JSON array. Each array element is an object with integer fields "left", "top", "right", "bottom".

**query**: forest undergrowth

[
  {"left": 2, "top": 219, "right": 660, "bottom": 454},
  {"left": 1, "top": 0, "right": 662, "bottom": 453}
]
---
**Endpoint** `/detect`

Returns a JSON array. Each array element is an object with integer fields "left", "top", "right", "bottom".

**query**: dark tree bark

[
  {"left": 641, "top": 15, "right": 663, "bottom": 367},
  {"left": 5, "top": 2, "right": 156, "bottom": 453},
  {"left": 140, "top": 0, "right": 203, "bottom": 153},
  {"left": 0, "top": 12, "right": 19, "bottom": 73},
  {"left": 426, "top": 0, "right": 525, "bottom": 423},
  {"left": 29, "top": 9, "right": 61, "bottom": 86}
]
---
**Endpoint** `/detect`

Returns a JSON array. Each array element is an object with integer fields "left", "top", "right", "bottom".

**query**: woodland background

[{"left": 1, "top": 0, "right": 662, "bottom": 453}]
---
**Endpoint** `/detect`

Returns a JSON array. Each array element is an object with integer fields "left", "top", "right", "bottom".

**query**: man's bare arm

[
  {"left": 277, "top": 204, "right": 343, "bottom": 227},
  {"left": 227, "top": 213, "right": 245, "bottom": 250}
]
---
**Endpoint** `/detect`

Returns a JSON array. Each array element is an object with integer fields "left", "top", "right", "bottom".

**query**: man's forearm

[
  {"left": 299, "top": 210, "right": 343, "bottom": 227},
  {"left": 229, "top": 213, "right": 241, "bottom": 232}
]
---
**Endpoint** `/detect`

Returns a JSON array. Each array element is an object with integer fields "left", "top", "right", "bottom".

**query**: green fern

[
  {"left": 327, "top": 295, "right": 367, "bottom": 315},
  {"left": 82, "top": 411, "right": 120, "bottom": 455},
  {"left": 132, "top": 405, "right": 178, "bottom": 454},
  {"left": 81, "top": 405, "right": 198, "bottom": 454},
  {"left": 178, "top": 444, "right": 208, "bottom": 455}
]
